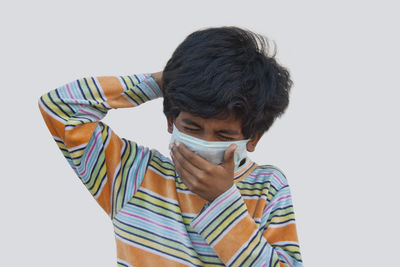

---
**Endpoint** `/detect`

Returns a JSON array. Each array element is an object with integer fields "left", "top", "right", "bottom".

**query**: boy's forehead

[{"left": 177, "top": 111, "right": 243, "bottom": 130}]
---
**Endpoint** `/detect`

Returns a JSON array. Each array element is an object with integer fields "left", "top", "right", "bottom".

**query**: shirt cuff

[
  {"left": 190, "top": 184, "right": 248, "bottom": 247},
  {"left": 136, "top": 73, "right": 163, "bottom": 99}
]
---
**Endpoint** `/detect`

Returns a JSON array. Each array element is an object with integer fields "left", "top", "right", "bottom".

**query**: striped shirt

[{"left": 38, "top": 73, "right": 302, "bottom": 266}]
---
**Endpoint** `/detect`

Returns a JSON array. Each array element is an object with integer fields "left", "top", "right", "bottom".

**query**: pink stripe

[
  {"left": 65, "top": 83, "right": 81, "bottom": 105},
  {"left": 119, "top": 210, "right": 188, "bottom": 237},
  {"left": 276, "top": 250, "right": 293, "bottom": 267},
  {"left": 263, "top": 195, "right": 291, "bottom": 216},
  {"left": 249, "top": 172, "right": 285, "bottom": 186},
  {"left": 78, "top": 130, "right": 102, "bottom": 177},
  {"left": 143, "top": 80, "right": 159, "bottom": 97},
  {"left": 65, "top": 83, "right": 102, "bottom": 120},
  {"left": 191, "top": 241, "right": 208, "bottom": 246},
  {"left": 80, "top": 108, "right": 101, "bottom": 120},
  {"left": 192, "top": 188, "right": 237, "bottom": 228}
]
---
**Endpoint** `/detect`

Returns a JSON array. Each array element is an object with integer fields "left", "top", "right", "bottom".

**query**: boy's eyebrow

[
  {"left": 181, "top": 118, "right": 201, "bottom": 128},
  {"left": 218, "top": 129, "right": 241, "bottom": 136}
]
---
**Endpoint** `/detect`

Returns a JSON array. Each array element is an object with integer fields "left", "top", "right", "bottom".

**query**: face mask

[{"left": 169, "top": 124, "right": 250, "bottom": 171}]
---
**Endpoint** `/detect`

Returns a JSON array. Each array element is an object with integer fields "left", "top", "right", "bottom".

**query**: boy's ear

[
  {"left": 167, "top": 116, "right": 174, "bottom": 134},
  {"left": 246, "top": 133, "right": 263, "bottom": 152}
]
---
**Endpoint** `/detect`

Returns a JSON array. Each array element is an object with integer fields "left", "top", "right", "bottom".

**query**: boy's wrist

[{"left": 150, "top": 71, "right": 163, "bottom": 93}]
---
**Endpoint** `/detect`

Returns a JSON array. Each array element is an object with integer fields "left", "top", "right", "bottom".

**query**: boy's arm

[
  {"left": 38, "top": 73, "right": 163, "bottom": 218},
  {"left": 190, "top": 172, "right": 302, "bottom": 267}
]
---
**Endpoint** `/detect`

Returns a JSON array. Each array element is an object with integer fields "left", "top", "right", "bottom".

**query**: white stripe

[
  {"left": 175, "top": 188, "right": 197, "bottom": 195},
  {"left": 39, "top": 99, "right": 67, "bottom": 124},
  {"left": 114, "top": 235, "right": 200, "bottom": 267},
  {"left": 181, "top": 212, "right": 197, "bottom": 217},
  {"left": 240, "top": 195, "right": 268, "bottom": 200},
  {"left": 139, "top": 187, "right": 179, "bottom": 205},
  {"left": 147, "top": 166, "right": 176, "bottom": 180},
  {"left": 67, "top": 142, "right": 88, "bottom": 153},
  {"left": 271, "top": 240, "right": 299, "bottom": 246},
  {"left": 267, "top": 220, "right": 296, "bottom": 228}
]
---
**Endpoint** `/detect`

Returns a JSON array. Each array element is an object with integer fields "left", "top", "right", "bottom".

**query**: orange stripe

[
  {"left": 263, "top": 223, "right": 299, "bottom": 244},
  {"left": 141, "top": 169, "right": 207, "bottom": 214},
  {"left": 39, "top": 97, "right": 98, "bottom": 149},
  {"left": 97, "top": 76, "right": 134, "bottom": 108},
  {"left": 177, "top": 191, "right": 207, "bottom": 214},
  {"left": 64, "top": 123, "right": 97, "bottom": 149},
  {"left": 115, "top": 238, "right": 189, "bottom": 267},
  {"left": 141, "top": 169, "right": 179, "bottom": 200},
  {"left": 234, "top": 160, "right": 253, "bottom": 177},
  {"left": 243, "top": 198, "right": 263, "bottom": 218},
  {"left": 95, "top": 130, "right": 123, "bottom": 215},
  {"left": 38, "top": 104, "right": 66, "bottom": 139},
  {"left": 213, "top": 215, "right": 258, "bottom": 263}
]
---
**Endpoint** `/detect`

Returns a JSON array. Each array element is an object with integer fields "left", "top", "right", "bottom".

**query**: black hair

[{"left": 162, "top": 26, "right": 292, "bottom": 139}]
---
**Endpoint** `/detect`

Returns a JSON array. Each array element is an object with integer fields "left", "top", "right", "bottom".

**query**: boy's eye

[
  {"left": 219, "top": 135, "right": 234, "bottom": 141},
  {"left": 183, "top": 127, "right": 198, "bottom": 132}
]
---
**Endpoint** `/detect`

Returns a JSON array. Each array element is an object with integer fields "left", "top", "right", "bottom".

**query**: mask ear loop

[{"left": 169, "top": 124, "right": 180, "bottom": 149}]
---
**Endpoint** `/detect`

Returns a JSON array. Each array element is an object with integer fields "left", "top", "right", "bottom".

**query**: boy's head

[{"left": 162, "top": 26, "right": 292, "bottom": 151}]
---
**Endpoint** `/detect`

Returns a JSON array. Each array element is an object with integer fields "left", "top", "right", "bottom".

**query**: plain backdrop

[{"left": 1, "top": 0, "right": 399, "bottom": 266}]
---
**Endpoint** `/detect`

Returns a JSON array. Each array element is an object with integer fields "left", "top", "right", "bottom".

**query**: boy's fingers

[
  {"left": 171, "top": 152, "right": 196, "bottom": 188},
  {"left": 171, "top": 144, "right": 201, "bottom": 174},
  {"left": 222, "top": 144, "right": 237, "bottom": 167},
  {"left": 175, "top": 142, "right": 211, "bottom": 168}
]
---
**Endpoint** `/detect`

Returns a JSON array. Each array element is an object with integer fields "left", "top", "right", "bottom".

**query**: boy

[{"left": 39, "top": 26, "right": 302, "bottom": 266}]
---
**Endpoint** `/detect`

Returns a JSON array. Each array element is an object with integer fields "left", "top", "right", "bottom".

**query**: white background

[{"left": 1, "top": 0, "right": 399, "bottom": 266}]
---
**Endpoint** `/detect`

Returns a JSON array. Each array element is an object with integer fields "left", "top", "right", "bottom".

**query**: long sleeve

[
  {"left": 190, "top": 173, "right": 302, "bottom": 266},
  {"left": 38, "top": 74, "right": 163, "bottom": 219}
]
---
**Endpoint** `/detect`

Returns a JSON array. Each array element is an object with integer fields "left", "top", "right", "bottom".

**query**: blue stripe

[
  {"left": 199, "top": 196, "right": 243, "bottom": 236},
  {"left": 114, "top": 219, "right": 203, "bottom": 267},
  {"left": 78, "top": 127, "right": 104, "bottom": 183},
  {"left": 126, "top": 198, "right": 183, "bottom": 222},
  {"left": 125, "top": 143, "right": 146, "bottom": 204},
  {"left": 129, "top": 76, "right": 150, "bottom": 100},
  {"left": 120, "top": 140, "right": 137, "bottom": 208}
]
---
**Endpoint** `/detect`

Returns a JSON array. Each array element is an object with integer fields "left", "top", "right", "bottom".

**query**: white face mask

[{"left": 169, "top": 124, "right": 250, "bottom": 171}]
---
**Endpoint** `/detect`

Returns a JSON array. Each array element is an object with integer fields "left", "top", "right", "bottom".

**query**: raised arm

[{"left": 38, "top": 73, "right": 163, "bottom": 218}]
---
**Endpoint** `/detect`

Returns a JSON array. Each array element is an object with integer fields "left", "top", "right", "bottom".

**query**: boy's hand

[{"left": 170, "top": 142, "right": 237, "bottom": 203}]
